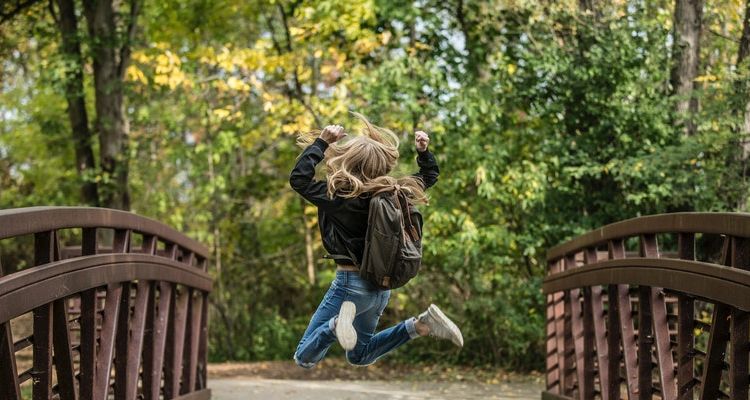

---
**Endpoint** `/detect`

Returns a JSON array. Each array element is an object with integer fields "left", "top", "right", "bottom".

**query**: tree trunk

[
  {"left": 578, "top": 0, "right": 597, "bottom": 14},
  {"left": 301, "top": 198, "right": 316, "bottom": 284},
  {"left": 82, "top": 0, "right": 133, "bottom": 210},
  {"left": 733, "top": 0, "right": 750, "bottom": 210},
  {"left": 55, "top": 0, "right": 99, "bottom": 206},
  {"left": 738, "top": 0, "right": 750, "bottom": 158},
  {"left": 670, "top": 0, "right": 704, "bottom": 136}
]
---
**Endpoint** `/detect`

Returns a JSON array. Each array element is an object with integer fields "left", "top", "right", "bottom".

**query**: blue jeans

[{"left": 294, "top": 271, "right": 419, "bottom": 368}]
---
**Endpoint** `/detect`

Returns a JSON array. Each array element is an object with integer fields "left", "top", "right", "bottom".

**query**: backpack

[{"left": 359, "top": 188, "right": 423, "bottom": 290}]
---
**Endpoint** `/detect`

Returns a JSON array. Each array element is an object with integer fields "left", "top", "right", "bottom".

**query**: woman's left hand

[{"left": 415, "top": 130, "right": 430, "bottom": 152}]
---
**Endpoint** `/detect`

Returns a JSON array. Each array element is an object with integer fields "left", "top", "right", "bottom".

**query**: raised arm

[
  {"left": 289, "top": 125, "right": 347, "bottom": 209},
  {"left": 413, "top": 130, "right": 439, "bottom": 190}
]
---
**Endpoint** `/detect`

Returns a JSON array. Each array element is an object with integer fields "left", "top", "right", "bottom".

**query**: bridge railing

[
  {"left": 543, "top": 213, "right": 750, "bottom": 400},
  {"left": 0, "top": 207, "right": 212, "bottom": 400}
]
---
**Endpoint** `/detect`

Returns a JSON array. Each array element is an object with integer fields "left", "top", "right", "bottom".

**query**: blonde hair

[{"left": 297, "top": 112, "right": 428, "bottom": 204}]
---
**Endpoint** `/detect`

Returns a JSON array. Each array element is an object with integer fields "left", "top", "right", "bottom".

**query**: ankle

[{"left": 414, "top": 319, "right": 430, "bottom": 336}]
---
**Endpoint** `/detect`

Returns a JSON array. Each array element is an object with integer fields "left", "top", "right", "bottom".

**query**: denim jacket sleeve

[
  {"left": 289, "top": 138, "right": 340, "bottom": 210},
  {"left": 414, "top": 149, "right": 440, "bottom": 190}
]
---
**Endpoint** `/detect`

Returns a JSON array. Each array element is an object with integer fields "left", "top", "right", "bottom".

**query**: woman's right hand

[{"left": 319, "top": 125, "right": 347, "bottom": 144}]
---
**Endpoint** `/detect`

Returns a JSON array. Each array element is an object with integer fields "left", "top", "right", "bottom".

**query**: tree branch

[
  {"left": 274, "top": 2, "right": 322, "bottom": 126},
  {"left": 706, "top": 27, "right": 740, "bottom": 44},
  {"left": 0, "top": 0, "right": 43, "bottom": 24},
  {"left": 117, "top": 0, "right": 141, "bottom": 79}
]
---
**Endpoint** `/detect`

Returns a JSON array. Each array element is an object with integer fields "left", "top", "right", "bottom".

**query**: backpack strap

[{"left": 393, "top": 189, "right": 419, "bottom": 242}]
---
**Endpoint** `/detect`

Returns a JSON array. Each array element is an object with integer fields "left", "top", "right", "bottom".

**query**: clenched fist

[
  {"left": 415, "top": 130, "right": 430, "bottom": 152},
  {"left": 319, "top": 125, "right": 347, "bottom": 144}
]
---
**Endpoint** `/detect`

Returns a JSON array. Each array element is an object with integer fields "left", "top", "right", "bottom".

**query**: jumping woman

[{"left": 289, "top": 113, "right": 463, "bottom": 369}]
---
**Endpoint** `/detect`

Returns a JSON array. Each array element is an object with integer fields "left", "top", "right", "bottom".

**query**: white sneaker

[
  {"left": 417, "top": 304, "right": 464, "bottom": 347},
  {"left": 335, "top": 301, "right": 357, "bottom": 350}
]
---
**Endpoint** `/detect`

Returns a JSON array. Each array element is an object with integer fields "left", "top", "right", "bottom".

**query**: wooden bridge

[
  {"left": 0, "top": 207, "right": 212, "bottom": 400},
  {"left": 544, "top": 213, "right": 750, "bottom": 400},
  {"left": 2, "top": 207, "right": 750, "bottom": 400}
]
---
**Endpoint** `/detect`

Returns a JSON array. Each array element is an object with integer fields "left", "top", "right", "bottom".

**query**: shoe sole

[
  {"left": 428, "top": 304, "right": 464, "bottom": 347},
  {"left": 336, "top": 301, "right": 357, "bottom": 351}
]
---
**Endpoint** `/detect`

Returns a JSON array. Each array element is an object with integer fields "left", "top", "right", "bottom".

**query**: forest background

[{"left": 2, "top": 0, "right": 749, "bottom": 371}]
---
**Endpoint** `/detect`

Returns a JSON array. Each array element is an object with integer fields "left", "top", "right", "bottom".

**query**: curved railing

[
  {"left": 0, "top": 207, "right": 212, "bottom": 400},
  {"left": 543, "top": 212, "right": 750, "bottom": 400}
]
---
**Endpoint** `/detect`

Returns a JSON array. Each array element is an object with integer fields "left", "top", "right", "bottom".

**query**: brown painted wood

[
  {"left": 564, "top": 254, "right": 588, "bottom": 399},
  {"left": 610, "top": 239, "right": 639, "bottom": 400},
  {"left": 676, "top": 233, "right": 695, "bottom": 400},
  {"left": 0, "top": 207, "right": 209, "bottom": 256},
  {"left": 115, "top": 282, "right": 132, "bottom": 400},
  {"left": 547, "top": 213, "right": 750, "bottom": 261},
  {"left": 699, "top": 303, "right": 731, "bottom": 400},
  {"left": 606, "top": 283, "right": 622, "bottom": 400},
  {"left": 79, "top": 288, "right": 97, "bottom": 400},
  {"left": 82, "top": 227, "right": 98, "bottom": 255},
  {"left": 145, "top": 282, "right": 173, "bottom": 400},
  {"left": 94, "top": 283, "right": 123, "bottom": 400},
  {"left": 729, "top": 237, "right": 750, "bottom": 399},
  {"left": 79, "top": 227, "right": 99, "bottom": 400},
  {"left": 563, "top": 291, "right": 576, "bottom": 396},
  {"left": 542, "top": 257, "right": 750, "bottom": 310},
  {"left": 583, "top": 247, "right": 609, "bottom": 400},
  {"left": 197, "top": 291, "right": 209, "bottom": 389},
  {"left": 547, "top": 292, "right": 560, "bottom": 392},
  {"left": 181, "top": 250, "right": 195, "bottom": 267},
  {"left": 580, "top": 287, "right": 596, "bottom": 400},
  {"left": 552, "top": 259, "right": 567, "bottom": 395},
  {"left": 142, "top": 281, "right": 158, "bottom": 400},
  {"left": 113, "top": 229, "right": 131, "bottom": 253},
  {"left": 640, "top": 234, "right": 677, "bottom": 400},
  {"left": 52, "top": 298, "right": 78, "bottom": 400},
  {"left": 651, "top": 293, "right": 677, "bottom": 400},
  {"left": 143, "top": 234, "right": 158, "bottom": 255},
  {"left": 0, "top": 259, "right": 20, "bottom": 400},
  {"left": 0, "top": 322, "right": 21, "bottom": 400},
  {"left": 0, "top": 208, "right": 211, "bottom": 400},
  {"left": 165, "top": 286, "right": 190, "bottom": 398},
  {"left": 638, "top": 235, "right": 659, "bottom": 400},
  {"left": 32, "top": 303, "right": 53, "bottom": 400},
  {"left": 32, "top": 231, "right": 57, "bottom": 400},
  {"left": 637, "top": 283, "right": 654, "bottom": 400},
  {"left": 122, "top": 280, "right": 150, "bottom": 400},
  {"left": 185, "top": 290, "right": 203, "bottom": 392}
]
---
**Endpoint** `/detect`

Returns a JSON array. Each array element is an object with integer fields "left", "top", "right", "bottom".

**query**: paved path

[{"left": 209, "top": 378, "right": 543, "bottom": 400}]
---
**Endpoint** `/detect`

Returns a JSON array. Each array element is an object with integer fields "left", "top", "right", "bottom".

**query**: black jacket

[{"left": 289, "top": 137, "right": 439, "bottom": 266}]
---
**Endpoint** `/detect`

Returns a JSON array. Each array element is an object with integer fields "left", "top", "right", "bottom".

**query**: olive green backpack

[{"left": 359, "top": 189, "right": 423, "bottom": 289}]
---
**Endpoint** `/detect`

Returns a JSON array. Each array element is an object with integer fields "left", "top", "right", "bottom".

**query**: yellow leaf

[{"left": 694, "top": 74, "right": 718, "bottom": 82}]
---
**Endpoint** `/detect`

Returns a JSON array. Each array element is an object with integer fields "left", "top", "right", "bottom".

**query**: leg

[
  {"left": 293, "top": 278, "right": 346, "bottom": 368},
  {"left": 344, "top": 278, "right": 419, "bottom": 366}
]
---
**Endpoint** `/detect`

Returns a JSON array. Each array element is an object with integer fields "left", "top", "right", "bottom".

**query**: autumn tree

[{"left": 671, "top": 0, "right": 704, "bottom": 136}]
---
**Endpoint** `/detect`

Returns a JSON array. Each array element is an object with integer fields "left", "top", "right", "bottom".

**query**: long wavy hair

[{"left": 297, "top": 112, "right": 428, "bottom": 205}]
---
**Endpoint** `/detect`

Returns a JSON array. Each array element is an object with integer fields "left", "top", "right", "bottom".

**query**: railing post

[
  {"left": 676, "top": 233, "right": 695, "bottom": 400},
  {"left": 608, "top": 238, "right": 638, "bottom": 400},
  {"left": 32, "top": 231, "right": 58, "bottom": 400},
  {"left": 0, "top": 258, "right": 21, "bottom": 400},
  {"left": 551, "top": 258, "right": 568, "bottom": 395},
  {"left": 565, "top": 254, "right": 589, "bottom": 399},
  {"left": 79, "top": 228, "right": 98, "bottom": 400},
  {"left": 699, "top": 237, "right": 732, "bottom": 400},
  {"left": 582, "top": 246, "right": 607, "bottom": 400},
  {"left": 729, "top": 237, "right": 750, "bottom": 400}
]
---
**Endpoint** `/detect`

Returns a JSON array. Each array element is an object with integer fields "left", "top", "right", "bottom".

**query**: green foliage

[{"left": 2, "top": 0, "right": 750, "bottom": 372}]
